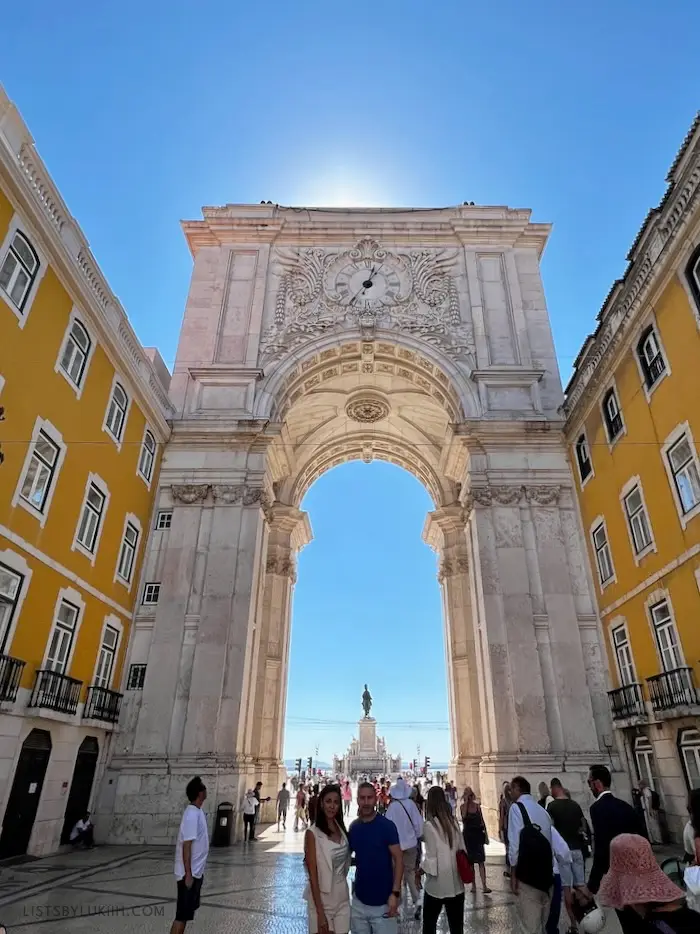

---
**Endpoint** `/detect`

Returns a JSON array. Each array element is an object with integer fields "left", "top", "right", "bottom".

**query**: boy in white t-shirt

[{"left": 172, "top": 776, "right": 209, "bottom": 934}]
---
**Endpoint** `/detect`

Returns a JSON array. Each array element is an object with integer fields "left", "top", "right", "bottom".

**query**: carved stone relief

[
  {"left": 464, "top": 484, "right": 562, "bottom": 512},
  {"left": 260, "top": 238, "right": 474, "bottom": 361},
  {"left": 171, "top": 484, "right": 210, "bottom": 504}
]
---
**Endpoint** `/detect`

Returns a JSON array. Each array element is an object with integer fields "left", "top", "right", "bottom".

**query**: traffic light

[
  {"left": 307, "top": 756, "right": 313, "bottom": 772},
  {"left": 295, "top": 758, "right": 302, "bottom": 773},
  {"left": 424, "top": 755, "right": 430, "bottom": 771}
]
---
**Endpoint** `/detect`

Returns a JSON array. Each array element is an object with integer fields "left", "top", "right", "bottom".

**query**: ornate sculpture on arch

[{"left": 260, "top": 237, "right": 474, "bottom": 361}]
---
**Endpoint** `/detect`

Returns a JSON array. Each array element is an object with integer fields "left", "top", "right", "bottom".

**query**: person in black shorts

[{"left": 172, "top": 776, "right": 209, "bottom": 934}]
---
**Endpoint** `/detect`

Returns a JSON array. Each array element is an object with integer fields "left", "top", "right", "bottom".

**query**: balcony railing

[
  {"left": 646, "top": 667, "right": 698, "bottom": 713},
  {"left": 29, "top": 669, "right": 82, "bottom": 715},
  {"left": 0, "top": 654, "right": 25, "bottom": 702},
  {"left": 84, "top": 685, "right": 123, "bottom": 724},
  {"left": 608, "top": 682, "right": 646, "bottom": 720}
]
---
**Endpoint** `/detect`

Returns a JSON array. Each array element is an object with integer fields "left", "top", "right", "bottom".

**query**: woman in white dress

[
  {"left": 419, "top": 785, "right": 466, "bottom": 934},
  {"left": 304, "top": 784, "right": 350, "bottom": 934}
]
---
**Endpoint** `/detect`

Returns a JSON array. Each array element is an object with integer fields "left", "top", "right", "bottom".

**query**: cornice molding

[
  {"left": 564, "top": 127, "right": 700, "bottom": 420},
  {"left": 0, "top": 88, "right": 173, "bottom": 431}
]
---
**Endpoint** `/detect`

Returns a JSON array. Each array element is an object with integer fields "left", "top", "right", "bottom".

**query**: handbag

[{"left": 456, "top": 849, "right": 475, "bottom": 884}]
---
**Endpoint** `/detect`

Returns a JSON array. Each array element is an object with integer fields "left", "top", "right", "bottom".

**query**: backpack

[
  {"left": 650, "top": 789, "right": 661, "bottom": 810},
  {"left": 514, "top": 802, "right": 553, "bottom": 893}
]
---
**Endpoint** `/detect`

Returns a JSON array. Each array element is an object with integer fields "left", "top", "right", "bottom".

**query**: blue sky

[{"left": 3, "top": 2, "right": 699, "bottom": 763}]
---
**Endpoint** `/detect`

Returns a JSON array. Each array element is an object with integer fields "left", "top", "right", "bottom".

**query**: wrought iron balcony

[
  {"left": 29, "top": 669, "right": 82, "bottom": 715},
  {"left": 0, "top": 653, "right": 25, "bottom": 702},
  {"left": 608, "top": 682, "right": 646, "bottom": 721},
  {"left": 646, "top": 667, "right": 698, "bottom": 713},
  {"left": 84, "top": 685, "right": 123, "bottom": 724}
]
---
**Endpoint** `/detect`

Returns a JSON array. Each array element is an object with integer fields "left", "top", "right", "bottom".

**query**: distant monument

[
  {"left": 334, "top": 686, "right": 400, "bottom": 777},
  {"left": 362, "top": 684, "right": 372, "bottom": 718}
]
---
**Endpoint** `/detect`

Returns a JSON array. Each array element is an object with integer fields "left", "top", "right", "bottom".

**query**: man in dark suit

[{"left": 582, "top": 764, "right": 647, "bottom": 933}]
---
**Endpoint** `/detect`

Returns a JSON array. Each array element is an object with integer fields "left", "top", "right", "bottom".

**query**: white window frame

[
  {"left": 72, "top": 473, "right": 110, "bottom": 565},
  {"left": 102, "top": 373, "right": 131, "bottom": 450},
  {"left": 680, "top": 728, "right": 700, "bottom": 789},
  {"left": 677, "top": 240, "right": 700, "bottom": 327},
  {"left": 42, "top": 586, "right": 85, "bottom": 676},
  {"left": 590, "top": 515, "right": 616, "bottom": 590},
  {"left": 114, "top": 513, "right": 142, "bottom": 590},
  {"left": 0, "top": 549, "right": 32, "bottom": 657},
  {"left": 619, "top": 476, "right": 656, "bottom": 562},
  {"left": 155, "top": 510, "right": 172, "bottom": 530},
  {"left": 142, "top": 582, "right": 161, "bottom": 605},
  {"left": 609, "top": 618, "right": 636, "bottom": 687},
  {"left": 54, "top": 308, "right": 96, "bottom": 398},
  {"left": 661, "top": 422, "right": 700, "bottom": 527},
  {"left": 137, "top": 427, "right": 157, "bottom": 487},
  {"left": 91, "top": 614, "right": 123, "bottom": 689},
  {"left": 0, "top": 215, "right": 48, "bottom": 327},
  {"left": 601, "top": 382, "right": 625, "bottom": 446},
  {"left": 12, "top": 417, "right": 67, "bottom": 527},
  {"left": 634, "top": 736, "right": 658, "bottom": 791},
  {"left": 574, "top": 430, "right": 594, "bottom": 488},
  {"left": 634, "top": 318, "right": 670, "bottom": 399},
  {"left": 645, "top": 589, "right": 686, "bottom": 674}
]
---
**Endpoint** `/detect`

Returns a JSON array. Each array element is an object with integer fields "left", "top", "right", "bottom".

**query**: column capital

[
  {"left": 266, "top": 503, "right": 313, "bottom": 550},
  {"left": 422, "top": 504, "right": 465, "bottom": 549}
]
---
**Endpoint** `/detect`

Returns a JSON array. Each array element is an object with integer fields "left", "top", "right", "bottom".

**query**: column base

[{"left": 97, "top": 754, "right": 265, "bottom": 845}]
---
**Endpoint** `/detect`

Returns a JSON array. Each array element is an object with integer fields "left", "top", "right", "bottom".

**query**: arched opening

[{"left": 284, "top": 460, "right": 449, "bottom": 777}]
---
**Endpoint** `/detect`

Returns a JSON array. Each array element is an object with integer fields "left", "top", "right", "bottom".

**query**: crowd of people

[{"left": 168, "top": 766, "right": 700, "bottom": 934}]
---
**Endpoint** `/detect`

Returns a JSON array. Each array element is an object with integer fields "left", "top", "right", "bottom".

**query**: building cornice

[
  {"left": 181, "top": 204, "right": 551, "bottom": 257},
  {"left": 563, "top": 112, "right": 700, "bottom": 422},
  {"left": 0, "top": 85, "right": 173, "bottom": 435}
]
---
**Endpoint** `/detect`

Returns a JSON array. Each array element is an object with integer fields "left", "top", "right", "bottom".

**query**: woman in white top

[
  {"left": 304, "top": 784, "right": 350, "bottom": 934},
  {"left": 683, "top": 788, "right": 700, "bottom": 864},
  {"left": 418, "top": 786, "right": 466, "bottom": 934}
]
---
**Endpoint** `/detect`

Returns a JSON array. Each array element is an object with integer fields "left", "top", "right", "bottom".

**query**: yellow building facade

[
  {"left": 564, "top": 114, "right": 700, "bottom": 841},
  {"left": 0, "top": 87, "right": 171, "bottom": 857}
]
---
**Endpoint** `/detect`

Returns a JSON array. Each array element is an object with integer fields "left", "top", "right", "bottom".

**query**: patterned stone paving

[{"left": 0, "top": 823, "right": 623, "bottom": 933}]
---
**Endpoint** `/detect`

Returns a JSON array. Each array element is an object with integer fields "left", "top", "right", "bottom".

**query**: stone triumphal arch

[{"left": 101, "top": 204, "right": 614, "bottom": 841}]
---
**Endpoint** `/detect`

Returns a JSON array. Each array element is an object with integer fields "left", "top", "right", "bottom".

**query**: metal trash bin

[{"left": 212, "top": 802, "right": 234, "bottom": 847}]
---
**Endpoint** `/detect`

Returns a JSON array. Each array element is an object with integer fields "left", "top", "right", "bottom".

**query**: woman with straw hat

[{"left": 598, "top": 833, "right": 698, "bottom": 932}]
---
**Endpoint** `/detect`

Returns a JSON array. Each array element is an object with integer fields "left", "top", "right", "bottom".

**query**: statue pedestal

[{"left": 358, "top": 717, "right": 377, "bottom": 753}]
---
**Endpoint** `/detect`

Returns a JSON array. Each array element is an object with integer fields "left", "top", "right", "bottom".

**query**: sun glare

[{"left": 289, "top": 167, "right": 397, "bottom": 208}]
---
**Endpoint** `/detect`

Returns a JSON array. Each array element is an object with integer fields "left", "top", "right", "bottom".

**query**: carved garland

[
  {"left": 171, "top": 484, "right": 270, "bottom": 508},
  {"left": 464, "top": 484, "right": 562, "bottom": 510}
]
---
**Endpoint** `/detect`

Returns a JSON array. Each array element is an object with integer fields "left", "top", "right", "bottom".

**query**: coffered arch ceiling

[{"left": 265, "top": 339, "right": 464, "bottom": 507}]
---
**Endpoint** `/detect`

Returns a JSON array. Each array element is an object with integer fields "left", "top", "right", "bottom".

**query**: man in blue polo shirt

[{"left": 348, "top": 781, "right": 404, "bottom": 933}]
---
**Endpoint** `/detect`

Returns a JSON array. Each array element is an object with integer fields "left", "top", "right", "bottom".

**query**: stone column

[
  {"left": 245, "top": 505, "right": 312, "bottom": 783},
  {"left": 182, "top": 484, "right": 268, "bottom": 758},
  {"left": 425, "top": 506, "right": 483, "bottom": 790},
  {"left": 134, "top": 484, "right": 210, "bottom": 756}
]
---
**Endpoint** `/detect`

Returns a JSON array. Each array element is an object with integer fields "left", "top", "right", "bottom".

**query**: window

[
  {"left": 667, "top": 434, "right": 700, "bottom": 514},
  {"left": 602, "top": 388, "right": 624, "bottom": 441},
  {"left": 19, "top": 431, "right": 59, "bottom": 513},
  {"left": 116, "top": 521, "right": 139, "bottom": 583},
  {"left": 686, "top": 245, "right": 700, "bottom": 311},
  {"left": 76, "top": 483, "right": 106, "bottom": 554},
  {"left": 138, "top": 431, "right": 156, "bottom": 483},
  {"left": 142, "top": 582, "right": 160, "bottom": 605},
  {"left": 592, "top": 521, "right": 614, "bottom": 584},
  {"left": 575, "top": 434, "right": 592, "bottom": 482},
  {"left": 0, "top": 231, "right": 39, "bottom": 311},
  {"left": 650, "top": 599, "right": 683, "bottom": 672},
  {"left": 679, "top": 728, "right": 700, "bottom": 789},
  {"left": 59, "top": 319, "right": 91, "bottom": 388},
  {"left": 127, "top": 663, "right": 147, "bottom": 690},
  {"left": 0, "top": 563, "right": 23, "bottom": 654},
  {"left": 634, "top": 736, "right": 658, "bottom": 792},
  {"left": 637, "top": 326, "right": 666, "bottom": 388},
  {"left": 105, "top": 382, "right": 128, "bottom": 442},
  {"left": 612, "top": 624, "right": 635, "bottom": 686},
  {"left": 93, "top": 624, "right": 119, "bottom": 688},
  {"left": 156, "top": 510, "right": 172, "bottom": 530},
  {"left": 623, "top": 485, "right": 653, "bottom": 555},
  {"left": 45, "top": 600, "right": 79, "bottom": 674}
]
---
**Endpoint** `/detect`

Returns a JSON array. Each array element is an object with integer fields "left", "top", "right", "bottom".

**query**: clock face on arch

[{"left": 333, "top": 261, "right": 403, "bottom": 308}]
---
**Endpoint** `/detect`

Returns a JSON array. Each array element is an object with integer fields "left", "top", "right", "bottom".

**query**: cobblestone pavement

[{"left": 0, "top": 822, "right": 624, "bottom": 933}]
